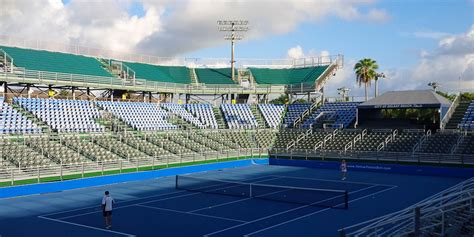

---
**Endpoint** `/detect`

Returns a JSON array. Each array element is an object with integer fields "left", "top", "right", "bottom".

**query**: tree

[{"left": 354, "top": 58, "right": 379, "bottom": 101}]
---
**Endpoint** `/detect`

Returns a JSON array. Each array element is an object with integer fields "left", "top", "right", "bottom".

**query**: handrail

[
  {"left": 440, "top": 93, "right": 460, "bottom": 130},
  {"left": 451, "top": 133, "right": 465, "bottom": 154}
]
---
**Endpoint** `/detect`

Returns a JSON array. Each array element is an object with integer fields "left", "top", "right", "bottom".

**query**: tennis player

[
  {"left": 340, "top": 160, "right": 347, "bottom": 180},
  {"left": 102, "top": 191, "right": 115, "bottom": 229}
]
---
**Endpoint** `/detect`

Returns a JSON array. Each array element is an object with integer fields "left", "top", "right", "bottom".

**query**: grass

[{"left": 0, "top": 155, "right": 259, "bottom": 188}]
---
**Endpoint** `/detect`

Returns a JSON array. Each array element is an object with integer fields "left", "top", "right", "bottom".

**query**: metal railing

[
  {"left": 440, "top": 93, "right": 460, "bottom": 129},
  {"left": 338, "top": 177, "right": 474, "bottom": 237},
  {"left": 269, "top": 149, "right": 474, "bottom": 165},
  {"left": 0, "top": 148, "right": 267, "bottom": 185}
]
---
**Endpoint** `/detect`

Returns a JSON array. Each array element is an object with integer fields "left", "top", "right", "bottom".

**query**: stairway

[
  {"left": 213, "top": 107, "right": 227, "bottom": 129},
  {"left": 250, "top": 105, "right": 267, "bottom": 128},
  {"left": 189, "top": 68, "right": 199, "bottom": 85},
  {"left": 445, "top": 101, "right": 470, "bottom": 129}
]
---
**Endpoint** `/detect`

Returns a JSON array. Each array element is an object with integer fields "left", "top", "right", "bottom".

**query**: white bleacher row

[
  {"left": 1, "top": 98, "right": 41, "bottom": 134},
  {"left": 186, "top": 104, "right": 218, "bottom": 129},
  {"left": 258, "top": 104, "right": 284, "bottom": 129},
  {"left": 221, "top": 104, "right": 258, "bottom": 129},
  {"left": 96, "top": 101, "right": 178, "bottom": 131},
  {"left": 14, "top": 98, "right": 103, "bottom": 133},
  {"left": 161, "top": 103, "right": 206, "bottom": 129}
]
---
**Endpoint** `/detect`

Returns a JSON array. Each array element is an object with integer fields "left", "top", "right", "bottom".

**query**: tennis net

[{"left": 175, "top": 175, "right": 349, "bottom": 209}]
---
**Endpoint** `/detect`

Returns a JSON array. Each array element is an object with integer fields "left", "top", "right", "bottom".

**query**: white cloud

[
  {"left": 0, "top": 0, "right": 390, "bottom": 57},
  {"left": 324, "top": 25, "right": 474, "bottom": 97},
  {"left": 287, "top": 45, "right": 305, "bottom": 59},
  {"left": 412, "top": 31, "right": 451, "bottom": 39}
]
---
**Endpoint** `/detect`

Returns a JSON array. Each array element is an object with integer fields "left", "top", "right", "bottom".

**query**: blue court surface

[{"left": 0, "top": 163, "right": 465, "bottom": 237}]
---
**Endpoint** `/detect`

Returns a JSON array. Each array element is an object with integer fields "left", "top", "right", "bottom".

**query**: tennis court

[{"left": 0, "top": 161, "right": 465, "bottom": 237}]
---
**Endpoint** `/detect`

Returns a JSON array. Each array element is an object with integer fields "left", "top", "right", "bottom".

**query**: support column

[
  {"left": 3, "top": 82, "right": 7, "bottom": 98},
  {"left": 148, "top": 92, "right": 152, "bottom": 103},
  {"left": 86, "top": 87, "right": 91, "bottom": 101},
  {"left": 143, "top": 91, "right": 146, "bottom": 102},
  {"left": 72, "top": 87, "right": 75, "bottom": 100},
  {"left": 26, "top": 84, "right": 31, "bottom": 98},
  {"left": 110, "top": 90, "right": 114, "bottom": 102}
]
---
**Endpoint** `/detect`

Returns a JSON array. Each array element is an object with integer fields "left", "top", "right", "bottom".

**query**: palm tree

[{"left": 354, "top": 58, "right": 379, "bottom": 101}]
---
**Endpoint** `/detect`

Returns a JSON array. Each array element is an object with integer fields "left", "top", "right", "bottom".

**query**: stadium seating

[
  {"left": 384, "top": 131, "right": 424, "bottom": 153},
  {"left": 419, "top": 132, "right": 460, "bottom": 154},
  {"left": 26, "top": 137, "right": 90, "bottom": 164},
  {"left": 194, "top": 68, "right": 236, "bottom": 84},
  {"left": 455, "top": 134, "right": 474, "bottom": 154},
  {"left": 352, "top": 130, "right": 392, "bottom": 151},
  {"left": 294, "top": 130, "right": 332, "bottom": 150},
  {"left": 248, "top": 66, "right": 329, "bottom": 84},
  {"left": 459, "top": 100, "right": 474, "bottom": 130},
  {"left": 122, "top": 62, "right": 191, "bottom": 84},
  {"left": 255, "top": 130, "right": 277, "bottom": 148},
  {"left": 161, "top": 103, "right": 205, "bottom": 128},
  {"left": 0, "top": 98, "right": 41, "bottom": 134},
  {"left": 301, "top": 102, "right": 359, "bottom": 129},
  {"left": 221, "top": 104, "right": 258, "bottom": 129},
  {"left": 145, "top": 133, "right": 195, "bottom": 155},
  {"left": 0, "top": 45, "right": 112, "bottom": 77},
  {"left": 273, "top": 129, "right": 303, "bottom": 149},
  {"left": 283, "top": 103, "right": 311, "bottom": 128},
  {"left": 0, "top": 138, "right": 50, "bottom": 168},
  {"left": 96, "top": 101, "right": 177, "bottom": 131},
  {"left": 93, "top": 135, "right": 150, "bottom": 159},
  {"left": 186, "top": 104, "right": 218, "bottom": 129},
  {"left": 258, "top": 104, "right": 284, "bottom": 129},
  {"left": 62, "top": 136, "right": 123, "bottom": 162},
  {"left": 15, "top": 98, "right": 104, "bottom": 133}
]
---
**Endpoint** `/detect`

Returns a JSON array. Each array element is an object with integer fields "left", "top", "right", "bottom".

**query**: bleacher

[
  {"left": 283, "top": 103, "right": 311, "bottom": 128},
  {"left": 258, "top": 104, "right": 284, "bottom": 129},
  {"left": 1, "top": 98, "right": 41, "bottom": 134},
  {"left": 221, "top": 104, "right": 258, "bottom": 129},
  {"left": 419, "top": 132, "right": 460, "bottom": 154},
  {"left": 96, "top": 101, "right": 177, "bottom": 131},
  {"left": 186, "top": 104, "right": 218, "bottom": 129},
  {"left": 248, "top": 66, "right": 329, "bottom": 84},
  {"left": 161, "top": 103, "right": 204, "bottom": 128},
  {"left": 15, "top": 98, "right": 104, "bottom": 133},
  {"left": 122, "top": 62, "right": 191, "bottom": 84},
  {"left": 0, "top": 46, "right": 112, "bottom": 77},
  {"left": 194, "top": 68, "right": 236, "bottom": 84},
  {"left": 301, "top": 102, "right": 359, "bottom": 129},
  {"left": 459, "top": 100, "right": 474, "bottom": 130},
  {"left": 384, "top": 130, "right": 424, "bottom": 152}
]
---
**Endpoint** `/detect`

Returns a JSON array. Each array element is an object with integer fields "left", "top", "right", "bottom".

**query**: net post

[
  {"left": 339, "top": 229, "right": 346, "bottom": 237},
  {"left": 345, "top": 191, "right": 349, "bottom": 210},
  {"left": 175, "top": 175, "right": 179, "bottom": 189}
]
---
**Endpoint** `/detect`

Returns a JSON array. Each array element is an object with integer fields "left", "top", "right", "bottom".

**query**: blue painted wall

[
  {"left": 270, "top": 158, "right": 474, "bottom": 178},
  {"left": 0, "top": 158, "right": 269, "bottom": 199}
]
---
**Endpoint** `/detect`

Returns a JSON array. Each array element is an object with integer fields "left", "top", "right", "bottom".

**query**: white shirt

[{"left": 102, "top": 195, "right": 115, "bottom": 211}]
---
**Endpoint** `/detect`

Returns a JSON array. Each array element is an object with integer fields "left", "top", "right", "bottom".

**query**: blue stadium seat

[
  {"left": 458, "top": 100, "right": 474, "bottom": 130},
  {"left": 1, "top": 98, "right": 41, "bottom": 134},
  {"left": 301, "top": 102, "right": 360, "bottom": 129},
  {"left": 14, "top": 98, "right": 102, "bottom": 133},
  {"left": 258, "top": 104, "right": 284, "bottom": 129},
  {"left": 221, "top": 104, "right": 258, "bottom": 129},
  {"left": 185, "top": 104, "right": 218, "bottom": 129}
]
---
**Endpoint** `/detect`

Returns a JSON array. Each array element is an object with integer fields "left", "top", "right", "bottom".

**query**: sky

[{"left": 0, "top": 0, "right": 473, "bottom": 97}]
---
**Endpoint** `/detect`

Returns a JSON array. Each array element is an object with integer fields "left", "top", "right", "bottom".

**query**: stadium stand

[
  {"left": 1, "top": 97, "right": 41, "bottom": 134},
  {"left": 283, "top": 103, "right": 311, "bottom": 128},
  {"left": 194, "top": 68, "right": 236, "bottom": 84},
  {"left": 459, "top": 100, "right": 474, "bottom": 130},
  {"left": 0, "top": 138, "right": 50, "bottom": 168},
  {"left": 455, "top": 134, "right": 474, "bottom": 154},
  {"left": 384, "top": 130, "right": 424, "bottom": 152},
  {"left": 122, "top": 61, "right": 191, "bottom": 84},
  {"left": 445, "top": 100, "right": 471, "bottom": 129},
  {"left": 62, "top": 135, "right": 123, "bottom": 162},
  {"left": 15, "top": 98, "right": 104, "bottom": 133},
  {"left": 96, "top": 101, "right": 177, "bottom": 131},
  {"left": 258, "top": 104, "right": 285, "bottom": 129},
  {"left": 418, "top": 132, "right": 460, "bottom": 154},
  {"left": 161, "top": 103, "right": 205, "bottom": 128},
  {"left": 248, "top": 66, "right": 329, "bottom": 84},
  {"left": 301, "top": 102, "right": 359, "bottom": 129},
  {"left": 26, "top": 136, "right": 90, "bottom": 164},
  {"left": 221, "top": 104, "right": 258, "bottom": 129},
  {"left": 186, "top": 104, "right": 218, "bottom": 129},
  {"left": 0, "top": 46, "right": 112, "bottom": 77}
]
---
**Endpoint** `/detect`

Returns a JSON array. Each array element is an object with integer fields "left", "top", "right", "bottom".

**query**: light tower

[
  {"left": 337, "top": 87, "right": 350, "bottom": 101},
  {"left": 428, "top": 82, "right": 440, "bottom": 92},
  {"left": 217, "top": 20, "right": 249, "bottom": 82}
]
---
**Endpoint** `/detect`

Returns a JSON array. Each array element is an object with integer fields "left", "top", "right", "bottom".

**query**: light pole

[
  {"left": 217, "top": 20, "right": 249, "bottom": 82},
  {"left": 374, "top": 72, "right": 385, "bottom": 97},
  {"left": 337, "top": 87, "right": 350, "bottom": 101}
]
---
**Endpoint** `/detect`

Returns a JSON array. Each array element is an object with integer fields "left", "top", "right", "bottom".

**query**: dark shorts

[{"left": 103, "top": 211, "right": 112, "bottom": 217}]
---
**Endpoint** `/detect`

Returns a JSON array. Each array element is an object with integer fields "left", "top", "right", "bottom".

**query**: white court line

[
  {"left": 243, "top": 185, "right": 400, "bottom": 237},
  {"left": 56, "top": 176, "right": 281, "bottom": 220},
  {"left": 203, "top": 184, "right": 379, "bottom": 237},
  {"left": 135, "top": 204, "right": 248, "bottom": 223},
  {"left": 268, "top": 175, "right": 397, "bottom": 188},
  {"left": 38, "top": 215, "right": 136, "bottom": 237},
  {"left": 43, "top": 175, "right": 275, "bottom": 218}
]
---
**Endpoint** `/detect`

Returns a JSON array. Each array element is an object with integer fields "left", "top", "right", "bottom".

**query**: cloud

[
  {"left": 287, "top": 46, "right": 305, "bottom": 59},
  {"left": 412, "top": 31, "right": 452, "bottom": 39},
  {"left": 0, "top": 0, "right": 389, "bottom": 57},
  {"left": 324, "top": 25, "right": 474, "bottom": 97}
]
